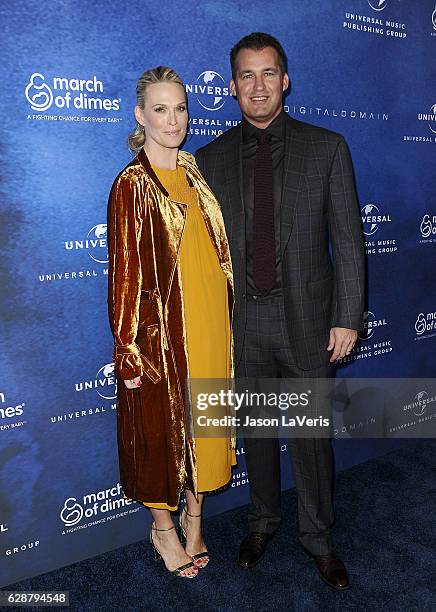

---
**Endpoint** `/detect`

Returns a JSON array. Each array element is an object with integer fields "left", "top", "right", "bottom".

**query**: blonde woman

[{"left": 107, "top": 67, "right": 236, "bottom": 578}]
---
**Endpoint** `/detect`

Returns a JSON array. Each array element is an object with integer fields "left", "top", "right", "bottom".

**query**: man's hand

[
  {"left": 327, "top": 327, "right": 358, "bottom": 362},
  {"left": 124, "top": 376, "right": 142, "bottom": 389}
]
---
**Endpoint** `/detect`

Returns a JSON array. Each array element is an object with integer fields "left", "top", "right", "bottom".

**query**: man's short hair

[{"left": 230, "top": 32, "right": 288, "bottom": 79}]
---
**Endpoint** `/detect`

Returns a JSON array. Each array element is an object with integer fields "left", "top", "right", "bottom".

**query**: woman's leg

[
  {"left": 182, "top": 491, "right": 209, "bottom": 566},
  {"left": 150, "top": 507, "right": 197, "bottom": 577}
]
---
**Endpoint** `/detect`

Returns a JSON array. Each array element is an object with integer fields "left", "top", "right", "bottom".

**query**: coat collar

[
  {"left": 137, "top": 148, "right": 196, "bottom": 197},
  {"left": 136, "top": 146, "right": 234, "bottom": 299}
]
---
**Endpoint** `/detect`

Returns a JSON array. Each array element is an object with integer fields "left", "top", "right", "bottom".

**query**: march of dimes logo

[
  {"left": 25, "top": 72, "right": 122, "bottom": 124},
  {"left": 0, "top": 391, "right": 28, "bottom": 433},
  {"left": 361, "top": 203, "right": 398, "bottom": 255},
  {"left": 414, "top": 310, "right": 436, "bottom": 340},
  {"left": 343, "top": 0, "right": 408, "bottom": 40},
  {"left": 59, "top": 482, "right": 140, "bottom": 535},
  {"left": 419, "top": 213, "right": 436, "bottom": 244}
]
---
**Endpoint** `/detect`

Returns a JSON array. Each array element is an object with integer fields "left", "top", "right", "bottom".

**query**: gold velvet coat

[{"left": 107, "top": 148, "right": 234, "bottom": 507}]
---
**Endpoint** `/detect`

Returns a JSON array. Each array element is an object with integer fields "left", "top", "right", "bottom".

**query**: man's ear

[
  {"left": 230, "top": 79, "right": 236, "bottom": 97},
  {"left": 282, "top": 73, "right": 290, "bottom": 92}
]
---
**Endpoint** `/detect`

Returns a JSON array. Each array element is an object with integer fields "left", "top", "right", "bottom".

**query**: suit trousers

[{"left": 236, "top": 293, "right": 334, "bottom": 555}]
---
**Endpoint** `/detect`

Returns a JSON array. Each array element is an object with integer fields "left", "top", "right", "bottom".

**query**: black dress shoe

[
  {"left": 304, "top": 549, "right": 350, "bottom": 590},
  {"left": 238, "top": 532, "right": 273, "bottom": 569}
]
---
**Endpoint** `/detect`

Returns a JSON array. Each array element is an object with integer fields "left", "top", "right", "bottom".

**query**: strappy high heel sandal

[
  {"left": 149, "top": 522, "right": 198, "bottom": 578},
  {"left": 179, "top": 507, "right": 210, "bottom": 568}
]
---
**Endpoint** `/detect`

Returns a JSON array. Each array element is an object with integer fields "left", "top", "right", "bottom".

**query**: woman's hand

[{"left": 124, "top": 376, "right": 142, "bottom": 389}]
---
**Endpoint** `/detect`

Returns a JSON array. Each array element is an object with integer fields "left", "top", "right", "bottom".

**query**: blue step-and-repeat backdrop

[{"left": 1, "top": 0, "right": 435, "bottom": 586}]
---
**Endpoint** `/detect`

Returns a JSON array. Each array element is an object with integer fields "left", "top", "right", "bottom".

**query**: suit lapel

[
  {"left": 280, "top": 116, "right": 307, "bottom": 255},
  {"left": 223, "top": 125, "right": 245, "bottom": 252}
]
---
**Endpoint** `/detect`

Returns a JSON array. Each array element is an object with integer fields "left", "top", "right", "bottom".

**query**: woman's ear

[{"left": 134, "top": 105, "right": 144, "bottom": 126}]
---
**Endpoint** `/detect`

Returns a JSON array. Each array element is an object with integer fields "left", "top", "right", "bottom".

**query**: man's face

[{"left": 230, "top": 46, "right": 289, "bottom": 128}]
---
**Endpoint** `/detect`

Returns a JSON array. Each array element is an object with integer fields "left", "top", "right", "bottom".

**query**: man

[{"left": 196, "top": 32, "right": 365, "bottom": 590}]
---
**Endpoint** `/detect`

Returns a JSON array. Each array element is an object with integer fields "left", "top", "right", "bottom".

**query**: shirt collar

[{"left": 242, "top": 109, "right": 286, "bottom": 144}]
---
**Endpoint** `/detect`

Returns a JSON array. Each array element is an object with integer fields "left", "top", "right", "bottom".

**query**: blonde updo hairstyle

[{"left": 128, "top": 66, "right": 186, "bottom": 154}]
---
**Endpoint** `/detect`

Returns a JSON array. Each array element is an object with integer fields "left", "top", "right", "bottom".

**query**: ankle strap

[
  {"left": 151, "top": 522, "right": 175, "bottom": 532},
  {"left": 183, "top": 507, "right": 201, "bottom": 518}
]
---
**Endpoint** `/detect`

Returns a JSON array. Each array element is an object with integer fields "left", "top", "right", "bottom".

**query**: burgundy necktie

[{"left": 253, "top": 131, "right": 275, "bottom": 294}]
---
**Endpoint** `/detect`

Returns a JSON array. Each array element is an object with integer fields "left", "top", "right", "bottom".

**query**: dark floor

[{"left": 2, "top": 440, "right": 436, "bottom": 612}]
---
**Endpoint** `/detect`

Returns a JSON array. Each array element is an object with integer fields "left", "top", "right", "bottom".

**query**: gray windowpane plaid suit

[{"left": 196, "top": 114, "right": 365, "bottom": 555}]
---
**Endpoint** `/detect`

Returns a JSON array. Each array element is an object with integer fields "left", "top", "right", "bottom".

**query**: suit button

[{"left": 242, "top": 293, "right": 246, "bottom": 299}]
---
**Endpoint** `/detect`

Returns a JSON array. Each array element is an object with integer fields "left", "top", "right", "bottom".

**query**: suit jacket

[
  {"left": 107, "top": 148, "right": 234, "bottom": 505},
  {"left": 196, "top": 114, "right": 365, "bottom": 370}
]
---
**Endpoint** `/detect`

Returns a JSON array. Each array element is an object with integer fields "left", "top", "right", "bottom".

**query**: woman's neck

[{"left": 143, "top": 144, "right": 178, "bottom": 170}]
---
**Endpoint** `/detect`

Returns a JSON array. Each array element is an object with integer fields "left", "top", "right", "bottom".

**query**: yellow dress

[{"left": 142, "top": 162, "right": 236, "bottom": 510}]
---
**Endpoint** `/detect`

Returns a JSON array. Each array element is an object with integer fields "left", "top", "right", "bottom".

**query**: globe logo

[
  {"left": 196, "top": 71, "right": 227, "bottom": 111},
  {"left": 359, "top": 311, "right": 375, "bottom": 341},
  {"left": 96, "top": 363, "right": 117, "bottom": 400},
  {"left": 25, "top": 73, "right": 54, "bottom": 112},
  {"left": 428, "top": 104, "right": 436, "bottom": 134},
  {"left": 361, "top": 204, "right": 380, "bottom": 236},
  {"left": 432, "top": 5, "right": 436, "bottom": 31},
  {"left": 368, "top": 0, "right": 387, "bottom": 11},
  {"left": 87, "top": 223, "right": 108, "bottom": 264},
  {"left": 60, "top": 497, "right": 84, "bottom": 526},
  {"left": 413, "top": 391, "right": 428, "bottom": 417}
]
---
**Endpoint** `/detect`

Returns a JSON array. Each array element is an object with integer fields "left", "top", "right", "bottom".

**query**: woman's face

[{"left": 135, "top": 82, "right": 188, "bottom": 152}]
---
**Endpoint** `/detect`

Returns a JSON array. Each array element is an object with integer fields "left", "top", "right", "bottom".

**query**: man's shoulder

[
  {"left": 196, "top": 124, "right": 240, "bottom": 158},
  {"left": 288, "top": 115, "right": 344, "bottom": 143}
]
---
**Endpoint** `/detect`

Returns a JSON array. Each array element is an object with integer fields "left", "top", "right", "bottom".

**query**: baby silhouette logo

[
  {"left": 420, "top": 214, "right": 436, "bottom": 239},
  {"left": 25, "top": 73, "right": 53, "bottom": 111},
  {"left": 414, "top": 313, "right": 427, "bottom": 336},
  {"left": 60, "top": 497, "right": 84, "bottom": 526}
]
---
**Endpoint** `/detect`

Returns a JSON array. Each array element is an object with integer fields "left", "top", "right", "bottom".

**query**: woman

[{"left": 107, "top": 66, "right": 236, "bottom": 579}]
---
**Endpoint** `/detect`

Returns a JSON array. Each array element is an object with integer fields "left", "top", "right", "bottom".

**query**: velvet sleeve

[{"left": 107, "top": 172, "right": 146, "bottom": 380}]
